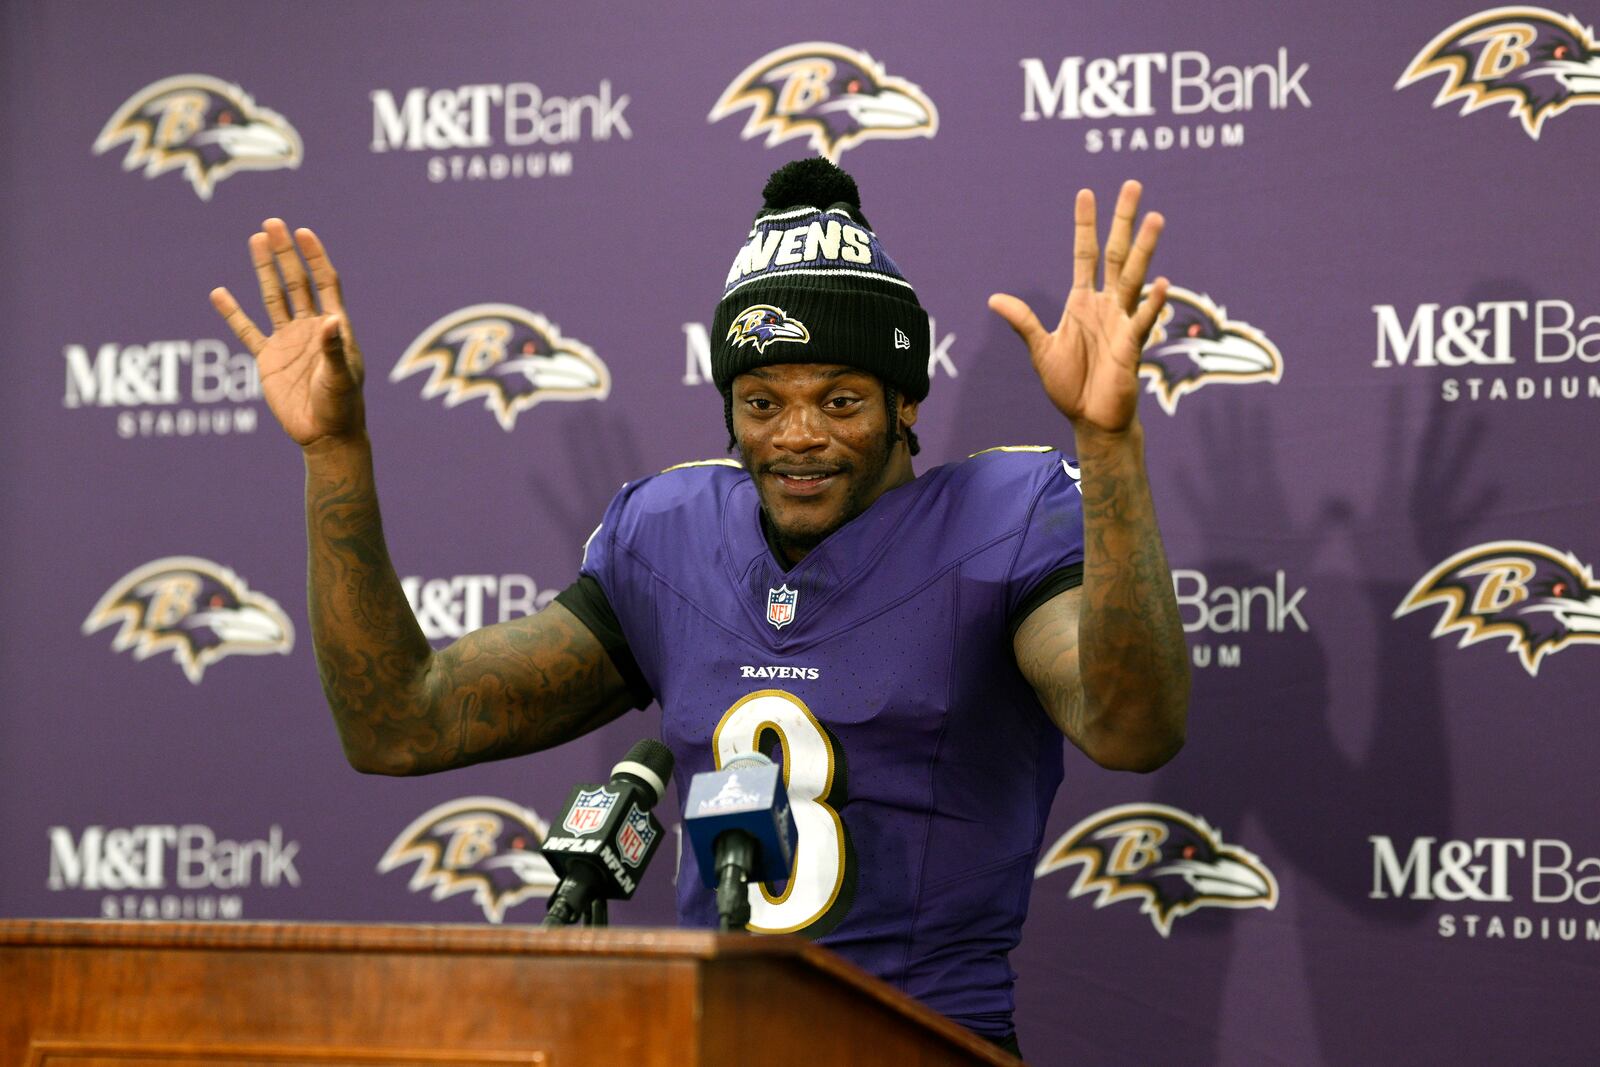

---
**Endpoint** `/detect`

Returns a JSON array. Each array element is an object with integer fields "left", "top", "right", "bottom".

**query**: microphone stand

[{"left": 715, "top": 831, "right": 756, "bottom": 932}]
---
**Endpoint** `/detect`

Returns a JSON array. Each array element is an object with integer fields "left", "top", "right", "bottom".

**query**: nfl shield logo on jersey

[
  {"left": 767, "top": 584, "right": 799, "bottom": 629},
  {"left": 616, "top": 805, "right": 656, "bottom": 868},
  {"left": 562, "top": 786, "right": 618, "bottom": 834}
]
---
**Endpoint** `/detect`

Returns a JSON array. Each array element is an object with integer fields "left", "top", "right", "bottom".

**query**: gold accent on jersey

[
  {"left": 968, "top": 444, "right": 1054, "bottom": 457},
  {"left": 659, "top": 458, "right": 745, "bottom": 473}
]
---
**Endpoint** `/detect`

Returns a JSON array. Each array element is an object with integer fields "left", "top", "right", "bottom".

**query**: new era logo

[{"left": 893, "top": 327, "right": 910, "bottom": 349}]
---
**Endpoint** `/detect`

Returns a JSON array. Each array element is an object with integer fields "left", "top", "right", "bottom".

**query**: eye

[
  {"left": 825, "top": 394, "right": 861, "bottom": 410},
  {"left": 747, "top": 397, "right": 774, "bottom": 411},
  {"left": 1554, "top": 44, "right": 1569, "bottom": 59},
  {"left": 1552, "top": 581, "right": 1567, "bottom": 597},
  {"left": 1182, "top": 845, "right": 1198, "bottom": 859},
  {"left": 846, "top": 79, "right": 862, "bottom": 94},
  {"left": 210, "top": 594, "right": 225, "bottom": 608},
  {"left": 217, "top": 110, "right": 235, "bottom": 125},
  {"left": 1186, "top": 322, "right": 1204, "bottom": 338}
]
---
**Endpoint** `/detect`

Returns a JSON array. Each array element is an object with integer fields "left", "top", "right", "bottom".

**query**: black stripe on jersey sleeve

[
  {"left": 1007, "top": 563, "right": 1085, "bottom": 639},
  {"left": 553, "top": 574, "right": 655, "bottom": 710}
]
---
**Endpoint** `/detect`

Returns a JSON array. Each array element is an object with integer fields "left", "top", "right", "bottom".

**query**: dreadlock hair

[
  {"left": 722, "top": 382, "right": 920, "bottom": 456},
  {"left": 884, "top": 384, "right": 921, "bottom": 456}
]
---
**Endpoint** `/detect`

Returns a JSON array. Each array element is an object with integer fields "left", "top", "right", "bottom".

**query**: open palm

[
  {"left": 989, "top": 181, "right": 1167, "bottom": 434},
  {"left": 210, "top": 219, "right": 365, "bottom": 449}
]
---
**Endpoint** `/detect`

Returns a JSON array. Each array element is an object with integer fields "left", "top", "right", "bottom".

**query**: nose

[{"left": 770, "top": 404, "right": 827, "bottom": 454}]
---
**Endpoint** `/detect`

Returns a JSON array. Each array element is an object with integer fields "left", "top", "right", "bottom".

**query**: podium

[{"left": 0, "top": 920, "right": 1021, "bottom": 1065}]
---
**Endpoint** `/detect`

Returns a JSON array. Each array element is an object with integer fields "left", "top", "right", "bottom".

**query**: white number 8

[{"left": 712, "top": 689, "right": 849, "bottom": 934}]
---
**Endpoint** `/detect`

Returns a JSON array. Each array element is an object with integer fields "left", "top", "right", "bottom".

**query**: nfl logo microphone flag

[{"left": 562, "top": 787, "right": 618, "bottom": 835}]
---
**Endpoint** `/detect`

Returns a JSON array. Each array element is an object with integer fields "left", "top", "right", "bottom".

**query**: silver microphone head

[{"left": 722, "top": 750, "right": 774, "bottom": 772}]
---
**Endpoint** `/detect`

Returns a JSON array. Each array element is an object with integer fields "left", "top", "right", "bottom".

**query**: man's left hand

[{"left": 988, "top": 180, "right": 1167, "bottom": 436}]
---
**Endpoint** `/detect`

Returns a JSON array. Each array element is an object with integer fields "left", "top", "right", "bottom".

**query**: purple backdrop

[{"left": 3, "top": 1, "right": 1597, "bottom": 1063}]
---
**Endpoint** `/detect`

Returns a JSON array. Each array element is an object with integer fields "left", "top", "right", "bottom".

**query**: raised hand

[
  {"left": 210, "top": 219, "right": 365, "bottom": 450},
  {"left": 988, "top": 180, "right": 1168, "bottom": 435}
]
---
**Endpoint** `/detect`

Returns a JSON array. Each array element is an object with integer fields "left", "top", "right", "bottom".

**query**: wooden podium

[{"left": 0, "top": 920, "right": 1021, "bottom": 1066}]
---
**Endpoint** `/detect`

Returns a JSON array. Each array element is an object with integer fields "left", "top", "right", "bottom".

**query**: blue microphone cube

[{"left": 682, "top": 762, "right": 796, "bottom": 889}]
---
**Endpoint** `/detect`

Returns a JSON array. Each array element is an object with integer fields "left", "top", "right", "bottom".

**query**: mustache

[{"left": 758, "top": 461, "right": 852, "bottom": 476}]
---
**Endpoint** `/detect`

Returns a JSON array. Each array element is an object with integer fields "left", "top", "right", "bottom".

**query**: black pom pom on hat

[{"left": 761, "top": 158, "right": 867, "bottom": 220}]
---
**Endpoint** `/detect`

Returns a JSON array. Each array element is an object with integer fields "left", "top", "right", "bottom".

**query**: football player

[{"left": 211, "top": 159, "right": 1189, "bottom": 1056}]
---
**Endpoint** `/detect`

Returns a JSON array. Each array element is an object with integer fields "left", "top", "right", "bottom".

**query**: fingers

[
  {"left": 264, "top": 218, "right": 315, "bottom": 319},
  {"left": 318, "top": 315, "right": 356, "bottom": 387},
  {"left": 209, "top": 287, "right": 266, "bottom": 355},
  {"left": 1117, "top": 211, "right": 1164, "bottom": 313},
  {"left": 988, "top": 293, "right": 1049, "bottom": 351},
  {"left": 1101, "top": 180, "right": 1142, "bottom": 293},
  {"left": 1072, "top": 189, "right": 1098, "bottom": 291},
  {"left": 249, "top": 231, "right": 290, "bottom": 328},
  {"left": 1130, "top": 276, "right": 1170, "bottom": 342},
  {"left": 295, "top": 227, "right": 345, "bottom": 317}
]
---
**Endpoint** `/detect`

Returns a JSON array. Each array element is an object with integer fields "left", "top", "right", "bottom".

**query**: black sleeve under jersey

[
  {"left": 553, "top": 574, "right": 655, "bottom": 709},
  {"left": 1007, "top": 563, "right": 1085, "bottom": 639}
]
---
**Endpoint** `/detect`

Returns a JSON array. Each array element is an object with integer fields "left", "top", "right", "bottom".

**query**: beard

[{"left": 739, "top": 430, "right": 897, "bottom": 563}]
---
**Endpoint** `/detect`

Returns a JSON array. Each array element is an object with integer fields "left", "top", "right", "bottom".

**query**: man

[{"left": 210, "top": 159, "right": 1188, "bottom": 1053}]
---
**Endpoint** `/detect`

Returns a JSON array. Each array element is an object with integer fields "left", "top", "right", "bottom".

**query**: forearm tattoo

[
  {"left": 305, "top": 456, "right": 629, "bottom": 775},
  {"left": 1075, "top": 436, "right": 1189, "bottom": 751},
  {"left": 1017, "top": 436, "right": 1189, "bottom": 764}
]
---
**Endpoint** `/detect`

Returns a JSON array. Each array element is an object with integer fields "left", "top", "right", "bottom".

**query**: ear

[{"left": 897, "top": 395, "right": 919, "bottom": 429}]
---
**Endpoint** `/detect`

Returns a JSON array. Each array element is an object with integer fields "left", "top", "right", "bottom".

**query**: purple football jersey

[{"left": 580, "top": 447, "right": 1084, "bottom": 1037}]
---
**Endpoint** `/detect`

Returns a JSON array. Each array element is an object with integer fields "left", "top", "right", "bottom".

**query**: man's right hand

[
  {"left": 209, "top": 218, "right": 635, "bottom": 776},
  {"left": 210, "top": 219, "right": 366, "bottom": 451}
]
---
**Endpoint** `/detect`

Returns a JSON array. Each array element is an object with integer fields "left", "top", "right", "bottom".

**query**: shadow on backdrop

[{"left": 1014, "top": 386, "right": 1485, "bottom": 1066}]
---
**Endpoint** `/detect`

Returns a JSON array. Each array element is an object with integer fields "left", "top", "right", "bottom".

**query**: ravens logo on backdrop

[
  {"left": 1395, "top": 540, "right": 1600, "bottom": 676},
  {"left": 82, "top": 556, "right": 294, "bottom": 684},
  {"left": 726, "top": 304, "right": 812, "bottom": 353},
  {"left": 710, "top": 42, "right": 938, "bottom": 161},
  {"left": 1398, "top": 7, "right": 1600, "bottom": 138},
  {"left": 378, "top": 797, "right": 559, "bottom": 923},
  {"left": 1138, "top": 286, "right": 1283, "bottom": 415},
  {"left": 1035, "top": 803, "right": 1278, "bottom": 937},
  {"left": 390, "top": 304, "right": 610, "bottom": 431},
  {"left": 93, "top": 74, "right": 302, "bottom": 200}
]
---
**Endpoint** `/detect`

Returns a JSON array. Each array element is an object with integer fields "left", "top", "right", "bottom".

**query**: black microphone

[
  {"left": 540, "top": 738, "right": 674, "bottom": 927},
  {"left": 682, "top": 751, "right": 795, "bottom": 932}
]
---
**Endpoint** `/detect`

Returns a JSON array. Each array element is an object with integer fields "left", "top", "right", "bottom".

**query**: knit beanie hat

[{"left": 710, "top": 159, "right": 930, "bottom": 401}]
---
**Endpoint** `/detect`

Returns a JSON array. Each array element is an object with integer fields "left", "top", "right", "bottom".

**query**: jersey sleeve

[
  {"left": 564, "top": 481, "right": 662, "bottom": 706},
  {"left": 1004, "top": 455, "right": 1087, "bottom": 627},
  {"left": 552, "top": 574, "right": 654, "bottom": 709},
  {"left": 1007, "top": 563, "right": 1083, "bottom": 637}
]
